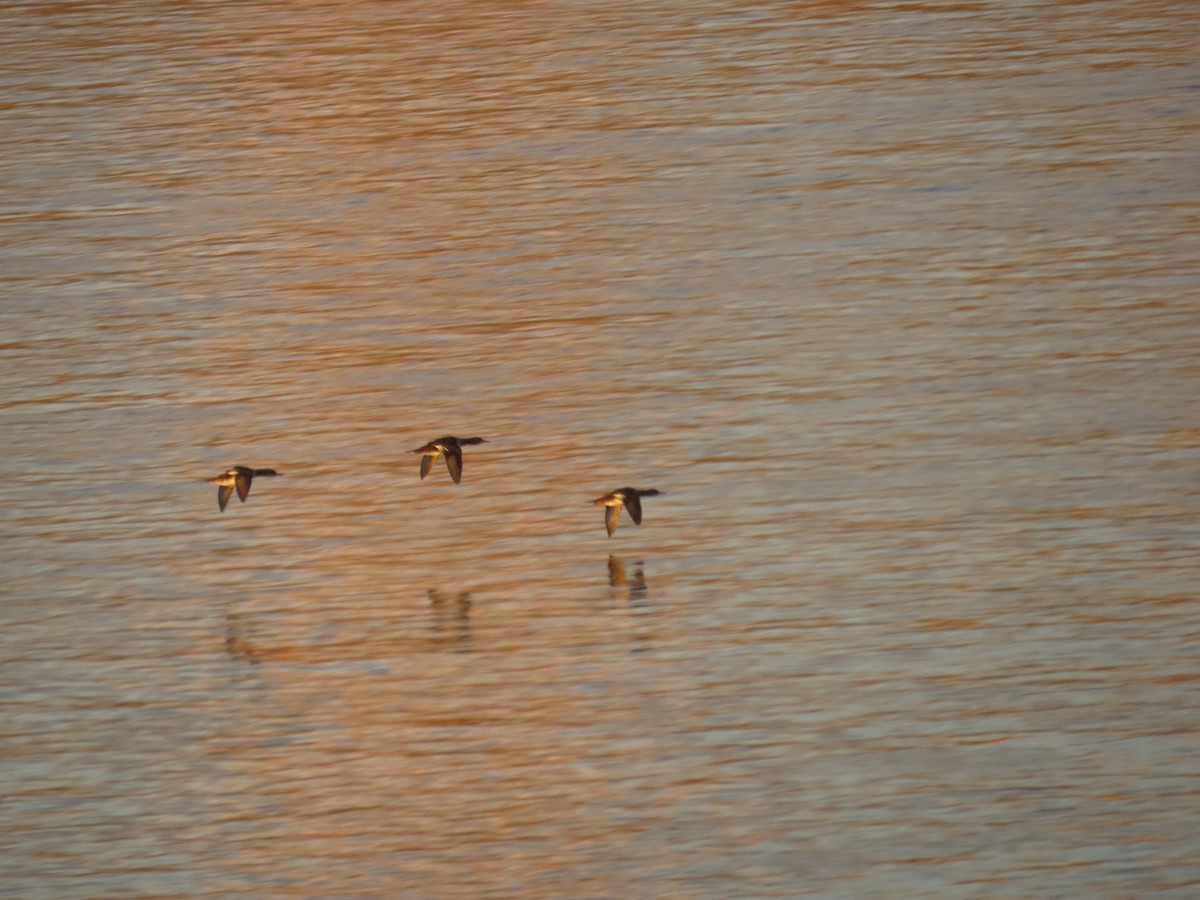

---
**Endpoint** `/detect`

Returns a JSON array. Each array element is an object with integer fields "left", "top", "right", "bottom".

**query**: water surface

[{"left": 1, "top": 1, "right": 1198, "bottom": 896}]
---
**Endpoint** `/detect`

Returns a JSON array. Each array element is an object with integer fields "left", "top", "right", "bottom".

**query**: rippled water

[{"left": 2, "top": 1, "right": 1198, "bottom": 896}]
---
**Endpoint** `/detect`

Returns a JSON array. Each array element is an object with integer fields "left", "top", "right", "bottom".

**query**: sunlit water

[{"left": 2, "top": 1, "right": 1198, "bottom": 896}]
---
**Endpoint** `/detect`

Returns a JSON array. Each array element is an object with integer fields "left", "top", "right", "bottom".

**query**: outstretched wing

[
  {"left": 445, "top": 447, "right": 463, "bottom": 484},
  {"left": 235, "top": 473, "right": 252, "bottom": 502},
  {"left": 217, "top": 484, "right": 234, "bottom": 513},
  {"left": 605, "top": 505, "right": 621, "bottom": 537},
  {"left": 419, "top": 454, "right": 434, "bottom": 480},
  {"left": 625, "top": 493, "right": 643, "bottom": 525}
]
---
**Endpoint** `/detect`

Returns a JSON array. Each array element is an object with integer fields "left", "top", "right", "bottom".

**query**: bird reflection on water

[
  {"left": 428, "top": 588, "right": 472, "bottom": 649},
  {"left": 604, "top": 556, "right": 652, "bottom": 657},
  {"left": 606, "top": 554, "right": 646, "bottom": 600},
  {"left": 224, "top": 612, "right": 261, "bottom": 665},
  {"left": 607, "top": 555, "right": 652, "bottom": 652}
]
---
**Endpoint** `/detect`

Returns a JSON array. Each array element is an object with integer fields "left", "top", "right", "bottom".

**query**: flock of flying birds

[{"left": 206, "top": 435, "right": 663, "bottom": 537}]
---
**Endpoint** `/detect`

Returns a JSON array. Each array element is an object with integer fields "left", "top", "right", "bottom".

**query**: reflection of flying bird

[
  {"left": 607, "top": 555, "right": 648, "bottom": 599},
  {"left": 225, "top": 613, "right": 261, "bottom": 664},
  {"left": 411, "top": 436, "right": 487, "bottom": 484},
  {"left": 206, "top": 466, "right": 281, "bottom": 513},
  {"left": 591, "top": 487, "right": 662, "bottom": 536},
  {"left": 607, "top": 554, "right": 627, "bottom": 587},
  {"left": 428, "top": 588, "right": 473, "bottom": 647}
]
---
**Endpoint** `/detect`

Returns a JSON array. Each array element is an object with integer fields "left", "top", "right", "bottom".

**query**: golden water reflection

[{"left": 1, "top": 0, "right": 1197, "bottom": 896}]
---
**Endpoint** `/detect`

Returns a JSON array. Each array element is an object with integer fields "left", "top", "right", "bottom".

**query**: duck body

[
  {"left": 411, "top": 436, "right": 487, "bottom": 484},
  {"left": 207, "top": 466, "right": 280, "bottom": 512},
  {"left": 591, "top": 487, "right": 662, "bottom": 536}
]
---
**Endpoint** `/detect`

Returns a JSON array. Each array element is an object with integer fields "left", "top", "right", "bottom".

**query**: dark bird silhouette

[
  {"left": 411, "top": 436, "right": 487, "bottom": 484},
  {"left": 206, "top": 466, "right": 280, "bottom": 512},
  {"left": 591, "top": 487, "right": 662, "bottom": 537}
]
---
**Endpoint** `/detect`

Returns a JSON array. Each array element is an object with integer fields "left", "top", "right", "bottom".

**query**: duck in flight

[
  {"left": 411, "top": 436, "right": 488, "bottom": 484},
  {"left": 591, "top": 487, "right": 662, "bottom": 537},
  {"left": 207, "top": 466, "right": 280, "bottom": 513}
]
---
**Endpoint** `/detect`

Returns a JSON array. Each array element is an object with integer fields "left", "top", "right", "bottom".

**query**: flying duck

[
  {"left": 207, "top": 466, "right": 280, "bottom": 513},
  {"left": 591, "top": 487, "right": 662, "bottom": 537},
  {"left": 411, "top": 436, "right": 487, "bottom": 484}
]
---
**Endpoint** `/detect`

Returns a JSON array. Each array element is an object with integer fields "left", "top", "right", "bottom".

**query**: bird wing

[
  {"left": 445, "top": 447, "right": 463, "bottom": 483},
  {"left": 217, "top": 484, "right": 234, "bottom": 512},
  {"left": 605, "top": 505, "right": 622, "bottom": 536},
  {"left": 419, "top": 454, "right": 434, "bottom": 480},
  {"left": 625, "top": 493, "right": 643, "bottom": 525},
  {"left": 235, "top": 473, "right": 252, "bottom": 502}
]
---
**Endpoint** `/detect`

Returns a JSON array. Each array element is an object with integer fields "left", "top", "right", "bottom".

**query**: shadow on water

[{"left": 427, "top": 588, "right": 472, "bottom": 651}]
